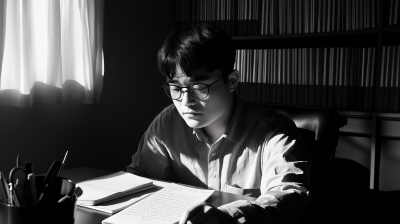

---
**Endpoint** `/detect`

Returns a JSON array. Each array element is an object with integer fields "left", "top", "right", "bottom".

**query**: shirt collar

[
  {"left": 191, "top": 94, "right": 246, "bottom": 144},
  {"left": 224, "top": 95, "right": 246, "bottom": 143}
]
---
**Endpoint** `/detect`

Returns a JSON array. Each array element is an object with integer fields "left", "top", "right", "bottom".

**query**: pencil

[{"left": 58, "top": 151, "right": 69, "bottom": 177}]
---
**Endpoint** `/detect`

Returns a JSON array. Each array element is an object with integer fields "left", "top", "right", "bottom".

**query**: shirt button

[
  {"left": 211, "top": 153, "right": 216, "bottom": 156},
  {"left": 213, "top": 174, "right": 217, "bottom": 178}
]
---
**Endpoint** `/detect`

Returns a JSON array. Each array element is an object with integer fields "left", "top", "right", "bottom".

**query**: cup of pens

[{"left": 0, "top": 154, "right": 77, "bottom": 224}]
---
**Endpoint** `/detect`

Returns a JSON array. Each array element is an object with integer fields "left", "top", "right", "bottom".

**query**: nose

[{"left": 180, "top": 89, "right": 196, "bottom": 106}]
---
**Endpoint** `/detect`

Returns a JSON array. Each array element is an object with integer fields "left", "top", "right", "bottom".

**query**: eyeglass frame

[{"left": 161, "top": 76, "right": 224, "bottom": 100}]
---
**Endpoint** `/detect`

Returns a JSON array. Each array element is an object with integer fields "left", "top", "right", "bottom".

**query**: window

[{"left": 0, "top": 0, "right": 104, "bottom": 107}]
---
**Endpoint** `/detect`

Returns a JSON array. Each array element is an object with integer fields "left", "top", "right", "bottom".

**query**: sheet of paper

[{"left": 102, "top": 183, "right": 214, "bottom": 224}]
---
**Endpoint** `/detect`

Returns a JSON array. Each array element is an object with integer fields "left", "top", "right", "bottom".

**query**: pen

[
  {"left": 16, "top": 154, "right": 21, "bottom": 167},
  {"left": 42, "top": 161, "right": 61, "bottom": 186},
  {"left": 38, "top": 161, "right": 61, "bottom": 206},
  {"left": 58, "top": 151, "right": 69, "bottom": 177},
  {"left": 58, "top": 194, "right": 71, "bottom": 204}
]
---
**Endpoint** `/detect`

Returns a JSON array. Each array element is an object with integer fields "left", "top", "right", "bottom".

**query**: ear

[{"left": 228, "top": 70, "right": 240, "bottom": 92}]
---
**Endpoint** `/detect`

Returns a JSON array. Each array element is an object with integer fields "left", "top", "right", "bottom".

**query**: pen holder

[{"left": 0, "top": 176, "right": 77, "bottom": 224}]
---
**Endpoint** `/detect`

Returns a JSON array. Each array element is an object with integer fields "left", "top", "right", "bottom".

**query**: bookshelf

[{"left": 176, "top": 0, "right": 400, "bottom": 191}]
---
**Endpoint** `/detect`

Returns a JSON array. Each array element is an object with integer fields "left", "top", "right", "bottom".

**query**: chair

[{"left": 264, "top": 104, "right": 345, "bottom": 223}]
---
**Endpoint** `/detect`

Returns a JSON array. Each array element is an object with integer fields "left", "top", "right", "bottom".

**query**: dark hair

[{"left": 157, "top": 22, "right": 236, "bottom": 80}]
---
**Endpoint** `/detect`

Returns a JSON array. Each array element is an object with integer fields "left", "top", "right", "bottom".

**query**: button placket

[{"left": 207, "top": 144, "right": 219, "bottom": 188}]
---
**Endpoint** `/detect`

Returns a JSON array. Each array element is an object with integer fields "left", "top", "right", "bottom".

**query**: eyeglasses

[{"left": 161, "top": 76, "right": 224, "bottom": 100}]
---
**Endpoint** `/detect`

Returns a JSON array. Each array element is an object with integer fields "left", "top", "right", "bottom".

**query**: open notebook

[
  {"left": 102, "top": 183, "right": 214, "bottom": 224},
  {"left": 76, "top": 171, "right": 155, "bottom": 206}
]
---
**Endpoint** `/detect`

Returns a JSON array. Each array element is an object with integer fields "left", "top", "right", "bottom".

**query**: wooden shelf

[
  {"left": 232, "top": 29, "right": 379, "bottom": 49},
  {"left": 337, "top": 110, "right": 400, "bottom": 120},
  {"left": 339, "top": 131, "right": 372, "bottom": 138},
  {"left": 383, "top": 26, "right": 400, "bottom": 33},
  {"left": 232, "top": 29, "right": 379, "bottom": 40},
  {"left": 337, "top": 110, "right": 373, "bottom": 119}
]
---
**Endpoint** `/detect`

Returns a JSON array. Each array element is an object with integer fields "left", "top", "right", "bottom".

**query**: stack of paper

[
  {"left": 76, "top": 171, "right": 155, "bottom": 208},
  {"left": 102, "top": 183, "right": 215, "bottom": 224}
]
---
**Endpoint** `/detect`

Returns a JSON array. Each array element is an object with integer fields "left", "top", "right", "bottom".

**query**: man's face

[{"left": 168, "top": 67, "right": 233, "bottom": 129}]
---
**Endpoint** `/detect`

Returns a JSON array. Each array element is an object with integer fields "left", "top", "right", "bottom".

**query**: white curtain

[{"left": 0, "top": 0, "right": 104, "bottom": 107}]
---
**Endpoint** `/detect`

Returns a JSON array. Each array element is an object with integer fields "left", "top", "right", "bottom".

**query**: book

[
  {"left": 315, "top": 47, "right": 323, "bottom": 106},
  {"left": 394, "top": 46, "right": 400, "bottom": 111},
  {"left": 342, "top": 47, "right": 351, "bottom": 109},
  {"left": 309, "top": 48, "right": 316, "bottom": 106},
  {"left": 389, "top": 45, "right": 397, "bottom": 111},
  {"left": 348, "top": 48, "right": 358, "bottom": 110},
  {"left": 76, "top": 171, "right": 155, "bottom": 206},
  {"left": 364, "top": 47, "right": 372, "bottom": 110},
  {"left": 322, "top": 47, "right": 328, "bottom": 107},
  {"left": 102, "top": 183, "right": 215, "bottom": 224},
  {"left": 335, "top": 47, "right": 344, "bottom": 109},
  {"left": 356, "top": 47, "right": 365, "bottom": 110},
  {"left": 292, "top": 48, "right": 298, "bottom": 105},
  {"left": 327, "top": 47, "right": 335, "bottom": 108}
]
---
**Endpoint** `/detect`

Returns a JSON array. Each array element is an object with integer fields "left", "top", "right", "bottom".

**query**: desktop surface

[{"left": 62, "top": 167, "right": 256, "bottom": 224}]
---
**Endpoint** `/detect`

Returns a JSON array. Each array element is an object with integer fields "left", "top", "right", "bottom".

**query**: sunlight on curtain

[{"left": 0, "top": 0, "right": 104, "bottom": 107}]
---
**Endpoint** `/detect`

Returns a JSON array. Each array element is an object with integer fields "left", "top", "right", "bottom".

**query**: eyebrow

[{"left": 167, "top": 74, "right": 211, "bottom": 84}]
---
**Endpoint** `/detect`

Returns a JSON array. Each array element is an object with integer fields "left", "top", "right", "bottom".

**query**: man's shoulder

[
  {"left": 241, "top": 103, "right": 300, "bottom": 141},
  {"left": 245, "top": 102, "right": 291, "bottom": 125},
  {"left": 149, "top": 104, "right": 184, "bottom": 128},
  {"left": 159, "top": 103, "right": 177, "bottom": 115}
]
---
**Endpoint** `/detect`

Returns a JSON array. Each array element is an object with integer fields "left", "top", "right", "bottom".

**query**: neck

[{"left": 203, "top": 95, "right": 236, "bottom": 144}]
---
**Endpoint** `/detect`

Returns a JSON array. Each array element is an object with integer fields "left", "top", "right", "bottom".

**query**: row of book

[
  {"left": 377, "top": 45, "right": 400, "bottom": 112},
  {"left": 387, "top": 0, "right": 400, "bottom": 27},
  {"left": 233, "top": 47, "right": 400, "bottom": 112},
  {"left": 176, "top": 0, "right": 378, "bottom": 36}
]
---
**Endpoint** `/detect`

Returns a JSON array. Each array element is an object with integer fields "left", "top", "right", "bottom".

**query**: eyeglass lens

[{"left": 164, "top": 84, "right": 209, "bottom": 100}]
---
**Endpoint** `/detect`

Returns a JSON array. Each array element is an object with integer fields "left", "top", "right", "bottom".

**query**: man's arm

[
  {"left": 126, "top": 119, "right": 178, "bottom": 182},
  {"left": 218, "top": 121, "right": 312, "bottom": 224}
]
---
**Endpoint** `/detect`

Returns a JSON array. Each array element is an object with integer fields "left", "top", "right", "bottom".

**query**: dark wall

[{"left": 0, "top": 0, "right": 175, "bottom": 175}]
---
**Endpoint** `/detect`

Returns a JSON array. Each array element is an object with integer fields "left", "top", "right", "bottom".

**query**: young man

[{"left": 127, "top": 23, "right": 312, "bottom": 224}]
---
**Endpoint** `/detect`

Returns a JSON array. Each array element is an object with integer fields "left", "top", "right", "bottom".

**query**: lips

[{"left": 183, "top": 111, "right": 201, "bottom": 117}]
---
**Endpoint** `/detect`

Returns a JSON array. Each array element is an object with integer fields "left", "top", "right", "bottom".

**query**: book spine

[
  {"left": 334, "top": 47, "right": 343, "bottom": 109},
  {"left": 315, "top": 47, "right": 323, "bottom": 107},
  {"left": 394, "top": 46, "right": 400, "bottom": 112},
  {"left": 342, "top": 47, "right": 350, "bottom": 109},
  {"left": 286, "top": 49, "right": 294, "bottom": 104},
  {"left": 322, "top": 47, "right": 328, "bottom": 107},
  {"left": 327, "top": 47, "right": 335, "bottom": 108},
  {"left": 281, "top": 49, "right": 287, "bottom": 104}
]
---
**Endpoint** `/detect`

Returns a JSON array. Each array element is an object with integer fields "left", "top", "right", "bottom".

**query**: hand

[{"left": 179, "top": 202, "right": 236, "bottom": 224}]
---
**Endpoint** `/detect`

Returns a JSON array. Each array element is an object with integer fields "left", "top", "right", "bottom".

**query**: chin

[{"left": 183, "top": 118, "right": 207, "bottom": 129}]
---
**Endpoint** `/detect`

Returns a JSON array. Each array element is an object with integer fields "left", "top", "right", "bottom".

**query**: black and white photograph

[{"left": 0, "top": 1, "right": 399, "bottom": 224}]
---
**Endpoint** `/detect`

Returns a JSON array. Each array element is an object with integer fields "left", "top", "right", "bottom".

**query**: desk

[{"left": 62, "top": 167, "right": 256, "bottom": 224}]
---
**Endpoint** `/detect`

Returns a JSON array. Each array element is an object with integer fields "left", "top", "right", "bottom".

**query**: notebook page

[{"left": 102, "top": 183, "right": 214, "bottom": 224}]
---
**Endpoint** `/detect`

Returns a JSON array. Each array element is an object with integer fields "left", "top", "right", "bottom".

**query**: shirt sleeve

[
  {"left": 219, "top": 120, "right": 312, "bottom": 224},
  {"left": 126, "top": 114, "right": 178, "bottom": 183}
]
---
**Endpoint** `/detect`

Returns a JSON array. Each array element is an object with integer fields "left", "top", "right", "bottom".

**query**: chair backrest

[{"left": 263, "top": 104, "right": 344, "bottom": 222}]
